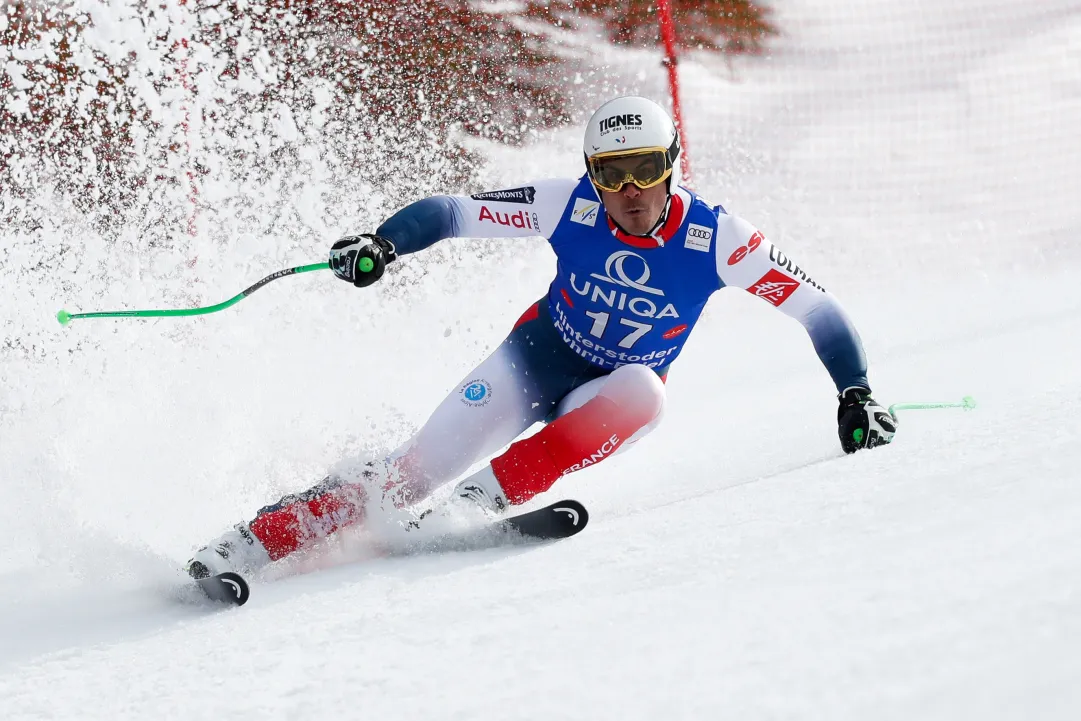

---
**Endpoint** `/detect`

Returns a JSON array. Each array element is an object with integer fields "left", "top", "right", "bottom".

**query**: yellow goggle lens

[{"left": 588, "top": 148, "right": 672, "bottom": 192}]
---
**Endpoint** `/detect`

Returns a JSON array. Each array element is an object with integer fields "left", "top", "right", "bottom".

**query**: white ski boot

[
  {"left": 451, "top": 466, "right": 508, "bottom": 517},
  {"left": 186, "top": 522, "right": 272, "bottom": 579},
  {"left": 400, "top": 467, "right": 508, "bottom": 534}
]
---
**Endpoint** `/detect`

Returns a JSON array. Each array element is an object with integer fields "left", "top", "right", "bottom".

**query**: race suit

[{"left": 247, "top": 176, "right": 869, "bottom": 559}]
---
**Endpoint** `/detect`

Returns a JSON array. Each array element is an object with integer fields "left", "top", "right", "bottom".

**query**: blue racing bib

[{"left": 545, "top": 176, "right": 724, "bottom": 370}]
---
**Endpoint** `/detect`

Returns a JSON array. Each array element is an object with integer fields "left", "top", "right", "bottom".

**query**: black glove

[
  {"left": 329, "top": 234, "right": 397, "bottom": 288},
  {"left": 837, "top": 386, "right": 897, "bottom": 453}
]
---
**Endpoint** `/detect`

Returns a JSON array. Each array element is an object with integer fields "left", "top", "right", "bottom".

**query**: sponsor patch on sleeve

[
  {"left": 768, "top": 245, "right": 827, "bottom": 292},
  {"left": 470, "top": 186, "right": 536, "bottom": 204},
  {"left": 570, "top": 198, "right": 600, "bottom": 227},
  {"left": 747, "top": 268, "right": 801, "bottom": 307},
  {"left": 477, "top": 205, "right": 540, "bottom": 232},
  {"left": 727, "top": 230, "right": 764, "bottom": 266},
  {"left": 684, "top": 223, "right": 713, "bottom": 252}
]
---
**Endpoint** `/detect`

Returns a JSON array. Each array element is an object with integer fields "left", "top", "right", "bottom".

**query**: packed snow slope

[{"left": 1, "top": 1, "right": 1079, "bottom": 719}]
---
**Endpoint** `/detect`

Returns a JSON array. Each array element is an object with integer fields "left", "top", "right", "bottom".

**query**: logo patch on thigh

[{"left": 460, "top": 379, "right": 494, "bottom": 406}]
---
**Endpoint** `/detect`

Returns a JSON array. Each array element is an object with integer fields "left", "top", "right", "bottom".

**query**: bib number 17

[{"left": 584, "top": 310, "right": 652, "bottom": 349}]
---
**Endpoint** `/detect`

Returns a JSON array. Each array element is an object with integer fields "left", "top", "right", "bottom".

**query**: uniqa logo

[{"left": 590, "top": 250, "right": 664, "bottom": 297}]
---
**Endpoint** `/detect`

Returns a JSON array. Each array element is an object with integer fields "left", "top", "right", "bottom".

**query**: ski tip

[
  {"left": 550, "top": 500, "right": 589, "bottom": 531},
  {"left": 197, "top": 571, "right": 250, "bottom": 606},
  {"left": 503, "top": 499, "right": 590, "bottom": 540}
]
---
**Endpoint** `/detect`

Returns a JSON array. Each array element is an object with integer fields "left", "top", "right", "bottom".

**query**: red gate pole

[{"left": 656, "top": 0, "right": 692, "bottom": 186}]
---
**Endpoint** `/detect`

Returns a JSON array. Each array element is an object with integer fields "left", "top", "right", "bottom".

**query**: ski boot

[
  {"left": 452, "top": 466, "right": 508, "bottom": 516},
  {"left": 186, "top": 522, "right": 272, "bottom": 580}
]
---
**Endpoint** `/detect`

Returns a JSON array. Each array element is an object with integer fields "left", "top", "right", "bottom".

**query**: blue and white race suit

[{"left": 365, "top": 176, "right": 869, "bottom": 499}]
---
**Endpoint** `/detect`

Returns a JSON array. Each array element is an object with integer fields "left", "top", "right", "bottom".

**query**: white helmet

[{"left": 583, "top": 96, "right": 682, "bottom": 193}]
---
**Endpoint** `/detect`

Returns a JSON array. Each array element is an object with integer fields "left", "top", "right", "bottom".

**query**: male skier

[{"left": 187, "top": 96, "right": 896, "bottom": 578}]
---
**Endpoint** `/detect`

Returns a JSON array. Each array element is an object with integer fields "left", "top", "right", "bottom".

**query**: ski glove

[
  {"left": 837, "top": 386, "right": 897, "bottom": 453},
  {"left": 329, "top": 234, "right": 397, "bottom": 288}
]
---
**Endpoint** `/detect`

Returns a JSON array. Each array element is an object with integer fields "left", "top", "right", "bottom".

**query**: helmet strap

[{"left": 651, "top": 193, "right": 675, "bottom": 236}]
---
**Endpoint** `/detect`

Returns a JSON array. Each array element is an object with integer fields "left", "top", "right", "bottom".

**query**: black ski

[
  {"left": 407, "top": 499, "right": 590, "bottom": 555},
  {"left": 188, "top": 501, "right": 587, "bottom": 607},
  {"left": 195, "top": 571, "right": 250, "bottom": 606},
  {"left": 501, "top": 499, "right": 589, "bottom": 540}
]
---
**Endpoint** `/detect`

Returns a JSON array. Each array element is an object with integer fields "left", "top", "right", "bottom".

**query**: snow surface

[{"left": 2, "top": 1, "right": 1080, "bottom": 719}]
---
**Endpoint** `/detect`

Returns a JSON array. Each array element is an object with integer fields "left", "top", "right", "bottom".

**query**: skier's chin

[{"left": 613, "top": 208, "right": 661, "bottom": 236}]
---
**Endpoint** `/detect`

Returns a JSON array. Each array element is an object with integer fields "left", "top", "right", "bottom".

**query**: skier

[{"left": 187, "top": 96, "right": 896, "bottom": 579}]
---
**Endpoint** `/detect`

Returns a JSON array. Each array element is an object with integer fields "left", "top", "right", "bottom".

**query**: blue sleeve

[
  {"left": 803, "top": 303, "right": 870, "bottom": 392},
  {"left": 375, "top": 196, "right": 464, "bottom": 256}
]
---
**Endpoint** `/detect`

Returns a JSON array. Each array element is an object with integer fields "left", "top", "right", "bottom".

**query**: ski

[
  {"left": 187, "top": 500, "right": 587, "bottom": 607},
  {"left": 195, "top": 571, "right": 250, "bottom": 606},
  {"left": 407, "top": 499, "right": 590, "bottom": 554},
  {"left": 501, "top": 498, "right": 589, "bottom": 540}
]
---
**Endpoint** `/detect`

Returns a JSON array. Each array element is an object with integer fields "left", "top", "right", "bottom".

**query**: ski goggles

[{"left": 587, "top": 147, "right": 673, "bottom": 193}]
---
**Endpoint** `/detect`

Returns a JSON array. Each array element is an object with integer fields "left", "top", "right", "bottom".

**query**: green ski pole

[
  {"left": 57, "top": 262, "right": 329, "bottom": 325},
  {"left": 888, "top": 396, "right": 977, "bottom": 419}
]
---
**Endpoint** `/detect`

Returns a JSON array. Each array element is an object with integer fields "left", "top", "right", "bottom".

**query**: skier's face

[{"left": 601, "top": 181, "right": 668, "bottom": 236}]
